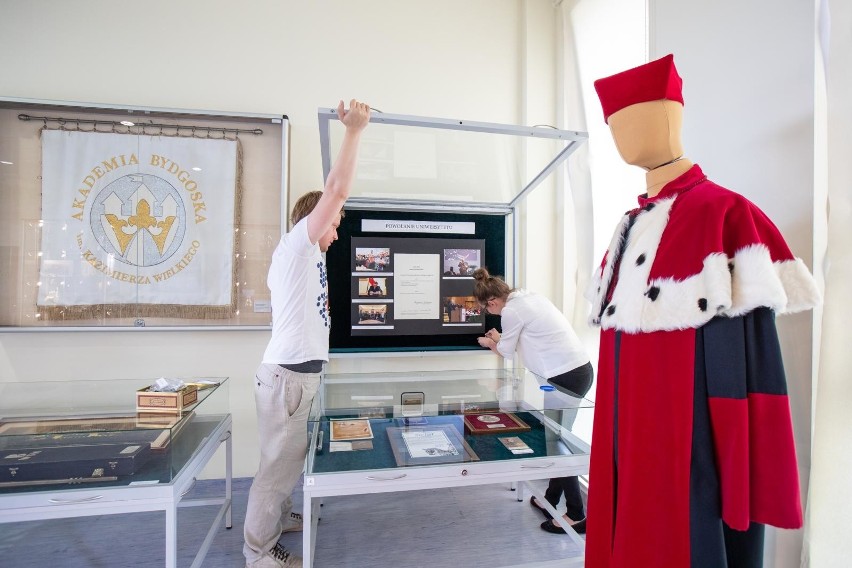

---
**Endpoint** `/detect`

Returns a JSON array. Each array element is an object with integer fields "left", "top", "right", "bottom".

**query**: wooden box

[{"left": 136, "top": 384, "right": 198, "bottom": 414}]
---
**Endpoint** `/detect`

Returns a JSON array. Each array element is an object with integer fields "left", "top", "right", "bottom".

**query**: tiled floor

[{"left": 0, "top": 477, "right": 584, "bottom": 567}]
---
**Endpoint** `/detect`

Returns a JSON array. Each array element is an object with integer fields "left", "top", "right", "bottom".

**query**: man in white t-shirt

[{"left": 244, "top": 99, "right": 370, "bottom": 568}]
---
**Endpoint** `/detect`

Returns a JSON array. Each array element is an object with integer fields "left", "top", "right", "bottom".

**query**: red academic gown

[{"left": 584, "top": 165, "right": 820, "bottom": 567}]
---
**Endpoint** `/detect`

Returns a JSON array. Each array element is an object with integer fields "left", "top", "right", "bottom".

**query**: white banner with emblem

[{"left": 37, "top": 130, "right": 237, "bottom": 312}]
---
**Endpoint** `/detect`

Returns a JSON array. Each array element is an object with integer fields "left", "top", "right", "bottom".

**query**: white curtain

[
  {"left": 804, "top": 1, "right": 852, "bottom": 566},
  {"left": 556, "top": 0, "right": 646, "bottom": 442},
  {"left": 557, "top": 0, "right": 645, "bottom": 336}
]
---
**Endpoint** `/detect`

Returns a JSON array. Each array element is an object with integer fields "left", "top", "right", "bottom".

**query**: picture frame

[
  {"left": 463, "top": 412, "right": 531, "bottom": 435},
  {"left": 386, "top": 424, "right": 479, "bottom": 467},
  {"left": 329, "top": 419, "right": 374, "bottom": 442}
]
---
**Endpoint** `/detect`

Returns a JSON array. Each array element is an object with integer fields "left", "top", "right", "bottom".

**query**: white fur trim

[
  {"left": 727, "top": 252, "right": 820, "bottom": 316},
  {"left": 724, "top": 244, "right": 788, "bottom": 317},
  {"left": 586, "top": 214, "right": 631, "bottom": 322},
  {"left": 591, "top": 210, "right": 820, "bottom": 332},
  {"left": 776, "top": 257, "right": 822, "bottom": 313},
  {"left": 590, "top": 198, "right": 676, "bottom": 328}
]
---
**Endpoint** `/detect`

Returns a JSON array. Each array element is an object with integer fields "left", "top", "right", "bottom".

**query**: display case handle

[
  {"left": 365, "top": 474, "right": 408, "bottom": 481},
  {"left": 520, "top": 462, "right": 555, "bottom": 469},
  {"left": 180, "top": 477, "right": 198, "bottom": 497},
  {"left": 48, "top": 494, "right": 104, "bottom": 504}
]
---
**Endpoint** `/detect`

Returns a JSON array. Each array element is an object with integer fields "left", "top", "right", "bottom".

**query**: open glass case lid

[{"left": 318, "top": 108, "right": 588, "bottom": 211}]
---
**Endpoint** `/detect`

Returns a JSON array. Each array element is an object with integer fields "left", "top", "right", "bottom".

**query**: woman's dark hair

[{"left": 472, "top": 267, "right": 512, "bottom": 305}]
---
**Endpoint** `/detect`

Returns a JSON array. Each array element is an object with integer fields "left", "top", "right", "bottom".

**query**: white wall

[
  {"left": 650, "top": 1, "right": 818, "bottom": 566},
  {"left": 0, "top": 0, "right": 565, "bottom": 478}
]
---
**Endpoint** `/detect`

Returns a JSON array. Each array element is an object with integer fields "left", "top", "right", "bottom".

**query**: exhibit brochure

[
  {"left": 329, "top": 440, "right": 374, "bottom": 452},
  {"left": 499, "top": 436, "right": 534, "bottom": 454}
]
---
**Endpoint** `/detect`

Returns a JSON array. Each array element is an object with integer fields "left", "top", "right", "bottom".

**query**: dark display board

[{"left": 327, "top": 209, "right": 506, "bottom": 352}]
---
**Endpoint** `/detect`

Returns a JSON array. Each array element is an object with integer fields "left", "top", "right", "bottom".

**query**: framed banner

[{"left": 0, "top": 98, "right": 288, "bottom": 328}]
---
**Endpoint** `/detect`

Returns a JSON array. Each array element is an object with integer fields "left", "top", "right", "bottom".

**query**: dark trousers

[
  {"left": 544, "top": 476, "right": 585, "bottom": 521},
  {"left": 543, "top": 362, "right": 594, "bottom": 520}
]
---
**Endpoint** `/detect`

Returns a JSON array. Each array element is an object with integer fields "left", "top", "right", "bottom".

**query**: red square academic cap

[{"left": 593, "top": 54, "right": 683, "bottom": 123}]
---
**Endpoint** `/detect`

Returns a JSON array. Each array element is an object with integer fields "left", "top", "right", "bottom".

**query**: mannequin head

[
  {"left": 607, "top": 99, "right": 684, "bottom": 170},
  {"left": 594, "top": 54, "right": 693, "bottom": 195}
]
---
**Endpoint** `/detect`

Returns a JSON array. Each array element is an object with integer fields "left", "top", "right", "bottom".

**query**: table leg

[
  {"left": 303, "top": 496, "right": 312, "bottom": 568},
  {"left": 225, "top": 430, "right": 233, "bottom": 528},
  {"left": 166, "top": 504, "right": 177, "bottom": 568}
]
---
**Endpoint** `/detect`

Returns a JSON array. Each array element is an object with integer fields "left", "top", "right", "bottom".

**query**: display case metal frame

[{"left": 301, "top": 367, "right": 592, "bottom": 567}]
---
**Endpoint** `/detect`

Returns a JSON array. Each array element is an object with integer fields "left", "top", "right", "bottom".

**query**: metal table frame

[{"left": 0, "top": 414, "right": 233, "bottom": 568}]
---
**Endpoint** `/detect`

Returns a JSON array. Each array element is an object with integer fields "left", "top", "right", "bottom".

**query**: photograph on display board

[
  {"left": 354, "top": 247, "right": 390, "bottom": 272},
  {"left": 443, "top": 249, "right": 480, "bottom": 277},
  {"left": 356, "top": 304, "right": 390, "bottom": 325},
  {"left": 358, "top": 277, "right": 387, "bottom": 298},
  {"left": 442, "top": 295, "right": 483, "bottom": 325}
]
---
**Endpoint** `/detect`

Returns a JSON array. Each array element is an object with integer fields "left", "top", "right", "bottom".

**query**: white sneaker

[
  {"left": 246, "top": 543, "right": 303, "bottom": 568},
  {"left": 281, "top": 511, "right": 303, "bottom": 534}
]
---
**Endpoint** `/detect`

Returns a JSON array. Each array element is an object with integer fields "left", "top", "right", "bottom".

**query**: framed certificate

[
  {"left": 329, "top": 419, "right": 374, "bottom": 442},
  {"left": 386, "top": 424, "right": 479, "bottom": 467},
  {"left": 463, "top": 412, "right": 531, "bottom": 435}
]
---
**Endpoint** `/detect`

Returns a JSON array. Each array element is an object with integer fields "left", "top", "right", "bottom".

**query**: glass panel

[
  {"left": 0, "top": 377, "right": 228, "bottom": 491},
  {"left": 321, "top": 110, "right": 587, "bottom": 207}
]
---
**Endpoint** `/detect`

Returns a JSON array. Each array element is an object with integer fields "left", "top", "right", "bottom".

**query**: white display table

[{"left": 302, "top": 368, "right": 591, "bottom": 567}]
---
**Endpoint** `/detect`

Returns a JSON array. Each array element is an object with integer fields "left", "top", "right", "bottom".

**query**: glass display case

[
  {"left": 0, "top": 377, "right": 229, "bottom": 491},
  {"left": 302, "top": 367, "right": 592, "bottom": 567},
  {"left": 0, "top": 377, "right": 232, "bottom": 568},
  {"left": 317, "top": 108, "right": 588, "bottom": 354}
]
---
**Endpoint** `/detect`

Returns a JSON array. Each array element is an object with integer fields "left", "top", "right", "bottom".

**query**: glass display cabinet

[
  {"left": 303, "top": 367, "right": 592, "bottom": 567},
  {"left": 318, "top": 107, "right": 589, "bottom": 354},
  {"left": 0, "top": 378, "right": 232, "bottom": 568}
]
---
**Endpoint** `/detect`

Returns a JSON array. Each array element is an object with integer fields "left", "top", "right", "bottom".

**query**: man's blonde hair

[{"left": 290, "top": 191, "right": 346, "bottom": 226}]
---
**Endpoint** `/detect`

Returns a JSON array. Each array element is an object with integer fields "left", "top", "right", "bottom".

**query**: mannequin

[
  {"left": 584, "top": 55, "right": 820, "bottom": 568},
  {"left": 607, "top": 99, "right": 693, "bottom": 196}
]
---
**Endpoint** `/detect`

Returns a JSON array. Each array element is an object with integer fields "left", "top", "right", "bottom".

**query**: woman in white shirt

[{"left": 474, "top": 267, "right": 593, "bottom": 535}]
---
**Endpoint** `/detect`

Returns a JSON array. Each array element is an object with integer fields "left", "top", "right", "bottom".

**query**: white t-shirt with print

[
  {"left": 262, "top": 218, "right": 331, "bottom": 364},
  {"left": 495, "top": 289, "right": 589, "bottom": 379}
]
